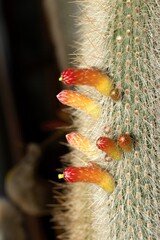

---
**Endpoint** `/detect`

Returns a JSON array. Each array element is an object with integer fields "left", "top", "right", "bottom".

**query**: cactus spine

[{"left": 54, "top": 1, "right": 160, "bottom": 240}]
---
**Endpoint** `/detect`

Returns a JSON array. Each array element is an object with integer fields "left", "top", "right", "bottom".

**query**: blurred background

[{"left": 0, "top": 0, "right": 78, "bottom": 239}]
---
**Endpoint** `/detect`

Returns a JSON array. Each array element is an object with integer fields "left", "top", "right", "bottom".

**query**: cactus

[{"left": 54, "top": 1, "right": 160, "bottom": 240}]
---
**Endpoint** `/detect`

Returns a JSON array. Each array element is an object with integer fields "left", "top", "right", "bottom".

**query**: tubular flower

[
  {"left": 59, "top": 68, "right": 113, "bottom": 97},
  {"left": 96, "top": 137, "right": 122, "bottom": 160},
  {"left": 58, "top": 166, "right": 115, "bottom": 193},
  {"left": 57, "top": 90, "right": 101, "bottom": 118},
  {"left": 66, "top": 132, "right": 96, "bottom": 155}
]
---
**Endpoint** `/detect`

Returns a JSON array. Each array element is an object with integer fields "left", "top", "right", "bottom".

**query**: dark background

[{"left": 0, "top": 0, "right": 77, "bottom": 239}]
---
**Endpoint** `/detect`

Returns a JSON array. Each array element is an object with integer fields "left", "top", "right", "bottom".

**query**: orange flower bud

[
  {"left": 57, "top": 90, "right": 101, "bottom": 118},
  {"left": 59, "top": 68, "right": 113, "bottom": 96},
  {"left": 118, "top": 134, "right": 133, "bottom": 152},
  {"left": 58, "top": 166, "right": 115, "bottom": 193},
  {"left": 96, "top": 137, "right": 122, "bottom": 160}
]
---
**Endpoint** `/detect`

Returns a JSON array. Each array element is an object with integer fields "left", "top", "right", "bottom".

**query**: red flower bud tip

[
  {"left": 66, "top": 133, "right": 96, "bottom": 155},
  {"left": 59, "top": 68, "right": 113, "bottom": 96},
  {"left": 96, "top": 137, "right": 122, "bottom": 160},
  {"left": 58, "top": 166, "right": 115, "bottom": 193},
  {"left": 118, "top": 134, "right": 133, "bottom": 152},
  {"left": 109, "top": 88, "right": 121, "bottom": 101},
  {"left": 57, "top": 90, "right": 101, "bottom": 118}
]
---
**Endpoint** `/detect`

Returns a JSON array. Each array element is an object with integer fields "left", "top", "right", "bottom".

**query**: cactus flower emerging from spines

[
  {"left": 58, "top": 166, "right": 115, "bottom": 193},
  {"left": 57, "top": 90, "right": 101, "bottom": 118},
  {"left": 59, "top": 68, "right": 113, "bottom": 97},
  {"left": 66, "top": 132, "right": 96, "bottom": 156},
  {"left": 118, "top": 134, "right": 133, "bottom": 152},
  {"left": 96, "top": 137, "right": 122, "bottom": 160}
]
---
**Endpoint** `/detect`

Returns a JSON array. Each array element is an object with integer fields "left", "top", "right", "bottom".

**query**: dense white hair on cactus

[{"left": 54, "top": 1, "right": 160, "bottom": 240}]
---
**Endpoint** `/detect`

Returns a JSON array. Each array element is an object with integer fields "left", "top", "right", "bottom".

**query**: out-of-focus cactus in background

[
  {"left": 0, "top": 198, "right": 25, "bottom": 240},
  {"left": 0, "top": 0, "right": 71, "bottom": 239},
  {"left": 5, "top": 144, "right": 53, "bottom": 216},
  {"left": 55, "top": 1, "right": 160, "bottom": 240}
]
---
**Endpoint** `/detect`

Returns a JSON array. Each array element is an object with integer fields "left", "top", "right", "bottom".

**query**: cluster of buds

[
  {"left": 66, "top": 132, "right": 133, "bottom": 161},
  {"left": 57, "top": 68, "right": 133, "bottom": 193},
  {"left": 57, "top": 68, "right": 121, "bottom": 118},
  {"left": 96, "top": 134, "right": 133, "bottom": 160},
  {"left": 58, "top": 132, "right": 133, "bottom": 192},
  {"left": 57, "top": 68, "right": 121, "bottom": 119}
]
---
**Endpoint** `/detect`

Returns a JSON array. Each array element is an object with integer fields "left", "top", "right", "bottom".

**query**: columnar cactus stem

[{"left": 54, "top": 1, "right": 160, "bottom": 240}]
